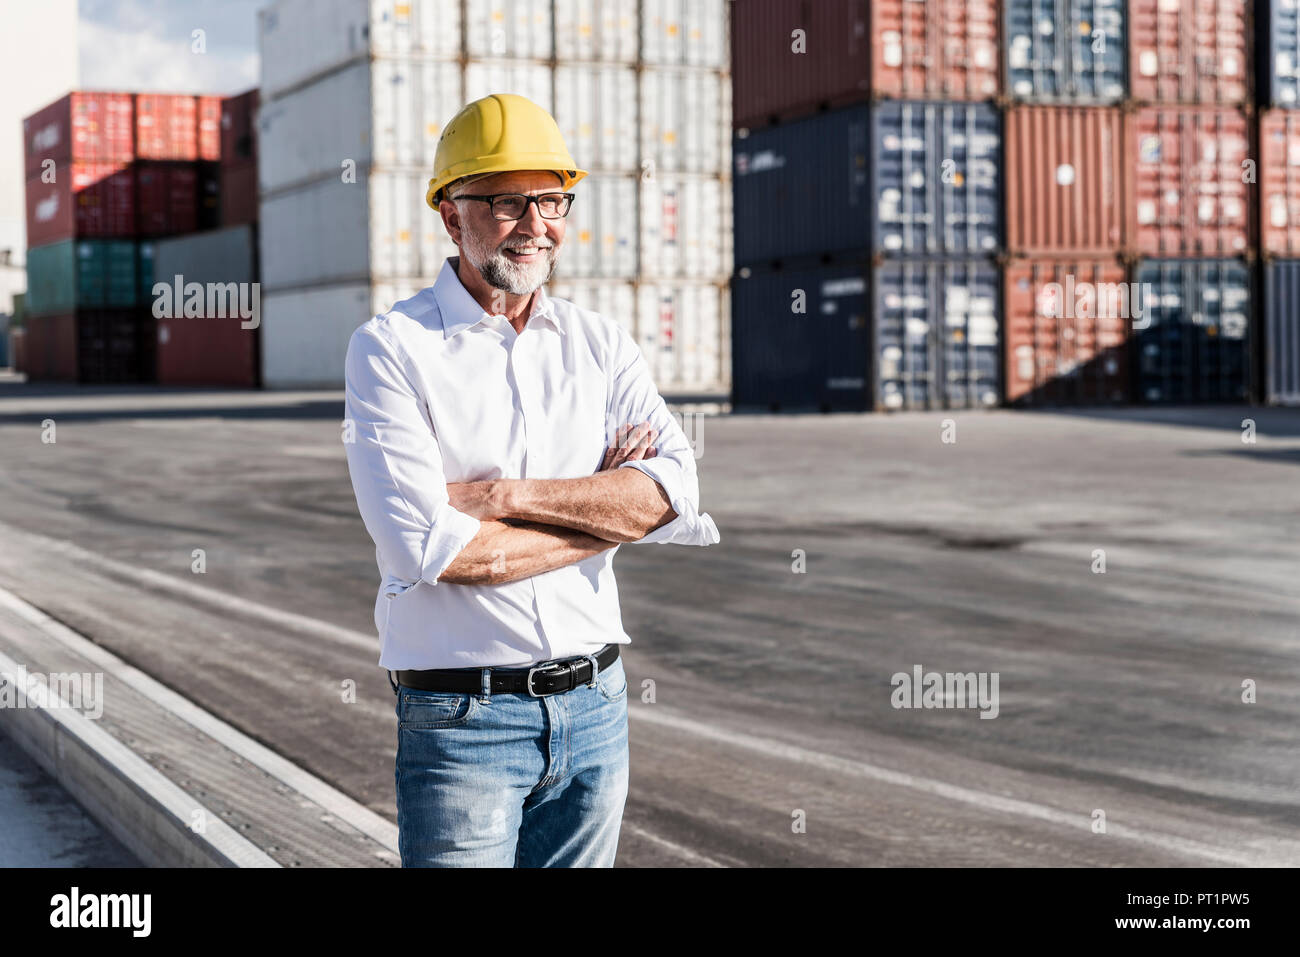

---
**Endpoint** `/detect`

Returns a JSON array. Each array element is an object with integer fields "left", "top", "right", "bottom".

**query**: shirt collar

[{"left": 435, "top": 255, "right": 563, "bottom": 340}]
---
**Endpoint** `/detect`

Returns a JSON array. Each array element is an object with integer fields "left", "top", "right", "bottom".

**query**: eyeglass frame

[{"left": 451, "top": 191, "right": 577, "bottom": 221}]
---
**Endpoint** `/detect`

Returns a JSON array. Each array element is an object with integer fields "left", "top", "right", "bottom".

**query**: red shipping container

[
  {"left": 1129, "top": 0, "right": 1249, "bottom": 105},
  {"left": 135, "top": 162, "right": 198, "bottom": 236},
  {"left": 135, "top": 93, "right": 198, "bottom": 160},
  {"left": 1260, "top": 109, "right": 1300, "bottom": 256},
  {"left": 22, "top": 313, "right": 78, "bottom": 381},
  {"left": 1006, "top": 106, "right": 1131, "bottom": 256},
  {"left": 731, "top": 0, "right": 868, "bottom": 128},
  {"left": 1131, "top": 106, "right": 1251, "bottom": 256},
  {"left": 220, "top": 89, "right": 258, "bottom": 166},
  {"left": 871, "top": 0, "right": 999, "bottom": 100},
  {"left": 220, "top": 162, "right": 258, "bottom": 226},
  {"left": 198, "top": 95, "right": 222, "bottom": 160},
  {"left": 25, "top": 163, "right": 135, "bottom": 246},
  {"left": 23, "top": 92, "right": 134, "bottom": 177},
  {"left": 1004, "top": 259, "right": 1133, "bottom": 405},
  {"left": 156, "top": 316, "right": 258, "bottom": 386}
]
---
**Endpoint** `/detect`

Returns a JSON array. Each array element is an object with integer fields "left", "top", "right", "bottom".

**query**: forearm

[
  {"left": 437, "top": 518, "right": 617, "bottom": 585},
  {"left": 502, "top": 469, "right": 676, "bottom": 543}
]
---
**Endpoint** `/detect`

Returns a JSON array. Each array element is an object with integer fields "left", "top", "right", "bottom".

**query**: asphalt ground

[{"left": 0, "top": 379, "right": 1297, "bottom": 866}]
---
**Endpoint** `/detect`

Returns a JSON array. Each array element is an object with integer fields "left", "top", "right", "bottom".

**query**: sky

[{"left": 79, "top": 0, "right": 266, "bottom": 95}]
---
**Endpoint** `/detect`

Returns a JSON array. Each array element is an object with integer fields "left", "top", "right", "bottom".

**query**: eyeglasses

[{"left": 453, "top": 191, "right": 576, "bottom": 221}]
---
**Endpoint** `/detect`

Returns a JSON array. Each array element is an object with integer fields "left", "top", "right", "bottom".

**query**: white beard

[{"left": 460, "top": 226, "right": 559, "bottom": 296}]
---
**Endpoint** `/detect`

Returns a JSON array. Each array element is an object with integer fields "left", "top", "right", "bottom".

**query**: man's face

[{"left": 446, "top": 170, "right": 568, "bottom": 297}]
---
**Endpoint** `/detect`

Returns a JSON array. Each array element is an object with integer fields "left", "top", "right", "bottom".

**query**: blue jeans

[{"left": 392, "top": 654, "right": 630, "bottom": 867}]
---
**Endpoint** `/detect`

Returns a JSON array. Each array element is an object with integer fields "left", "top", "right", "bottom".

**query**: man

[{"left": 342, "top": 93, "right": 720, "bottom": 867}]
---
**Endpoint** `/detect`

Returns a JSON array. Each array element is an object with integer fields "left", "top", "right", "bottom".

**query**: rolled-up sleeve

[
  {"left": 606, "top": 326, "right": 720, "bottom": 546},
  {"left": 343, "top": 322, "right": 482, "bottom": 592}
]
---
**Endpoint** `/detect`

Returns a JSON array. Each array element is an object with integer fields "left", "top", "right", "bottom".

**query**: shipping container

[
  {"left": 26, "top": 240, "right": 140, "bottom": 316},
  {"left": 1257, "top": 0, "right": 1300, "bottom": 106},
  {"left": 545, "top": 279, "right": 638, "bottom": 340},
  {"left": 1129, "top": 0, "right": 1249, "bottom": 104},
  {"left": 1260, "top": 109, "right": 1300, "bottom": 256},
  {"left": 639, "top": 67, "right": 730, "bottom": 175},
  {"left": 154, "top": 223, "right": 257, "bottom": 288},
  {"left": 198, "top": 95, "right": 222, "bottom": 160},
  {"left": 1005, "top": 0, "right": 1127, "bottom": 102},
  {"left": 1263, "top": 259, "right": 1300, "bottom": 405},
  {"left": 156, "top": 314, "right": 259, "bottom": 387},
  {"left": 871, "top": 0, "right": 1000, "bottom": 100},
  {"left": 262, "top": 284, "right": 372, "bottom": 388},
  {"left": 1134, "top": 258, "right": 1250, "bottom": 402},
  {"left": 641, "top": 0, "right": 727, "bottom": 66},
  {"left": 635, "top": 281, "right": 729, "bottom": 392},
  {"left": 78, "top": 310, "right": 156, "bottom": 384},
  {"left": 20, "top": 313, "right": 78, "bottom": 381},
  {"left": 555, "top": 0, "right": 639, "bottom": 62},
  {"left": 134, "top": 93, "right": 199, "bottom": 161},
  {"left": 198, "top": 161, "right": 222, "bottom": 230},
  {"left": 220, "top": 88, "right": 259, "bottom": 166},
  {"left": 1131, "top": 107, "right": 1251, "bottom": 257},
  {"left": 260, "top": 0, "right": 462, "bottom": 100},
  {"left": 640, "top": 174, "right": 727, "bottom": 278},
  {"left": 135, "top": 162, "right": 199, "bottom": 236},
  {"left": 1005, "top": 105, "right": 1129, "bottom": 255},
  {"left": 23, "top": 92, "right": 134, "bottom": 177},
  {"left": 731, "top": 0, "right": 869, "bottom": 129},
  {"left": 221, "top": 163, "right": 259, "bottom": 227},
  {"left": 733, "top": 105, "right": 870, "bottom": 265},
  {"left": 1004, "top": 258, "right": 1131, "bottom": 404},
  {"left": 555, "top": 64, "right": 639, "bottom": 173},
  {"left": 731, "top": 262, "right": 871, "bottom": 411},
  {"left": 871, "top": 100, "right": 1001, "bottom": 257},
  {"left": 25, "top": 163, "right": 135, "bottom": 246}
]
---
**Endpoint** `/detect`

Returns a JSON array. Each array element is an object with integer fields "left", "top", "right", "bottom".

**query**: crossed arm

[{"left": 438, "top": 423, "right": 675, "bottom": 586}]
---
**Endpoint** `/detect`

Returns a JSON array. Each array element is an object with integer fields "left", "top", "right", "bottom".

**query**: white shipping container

[
  {"left": 154, "top": 224, "right": 257, "bottom": 286},
  {"left": 641, "top": 0, "right": 728, "bottom": 68},
  {"left": 259, "top": 60, "right": 373, "bottom": 194},
  {"left": 554, "top": 64, "right": 638, "bottom": 172},
  {"left": 262, "top": 283, "right": 372, "bottom": 388},
  {"left": 464, "top": 59, "right": 553, "bottom": 112},
  {"left": 547, "top": 279, "right": 638, "bottom": 340},
  {"left": 554, "top": 0, "right": 639, "bottom": 62},
  {"left": 640, "top": 67, "right": 730, "bottom": 174},
  {"left": 372, "top": 57, "right": 464, "bottom": 169},
  {"left": 465, "top": 0, "right": 552, "bottom": 61},
  {"left": 636, "top": 281, "right": 729, "bottom": 392},
  {"left": 260, "top": 0, "right": 462, "bottom": 100},
  {"left": 640, "top": 175, "right": 726, "bottom": 279},
  {"left": 553, "top": 174, "right": 638, "bottom": 279}
]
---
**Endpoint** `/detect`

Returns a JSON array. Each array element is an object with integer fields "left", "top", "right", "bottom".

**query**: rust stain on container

[
  {"left": 1129, "top": 0, "right": 1249, "bottom": 105},
  {"left": 1260, "top": 109, "right": 1300, "bottom": 256},
  {"left": 871, "top": 0, "right": 999, "bottom": 100},
  {"left": 1131, "top": 106, "right": 1251, "bottom": 257},
  {"left": 1004, "top": 258, "right": 1133, "bottom": 405},
  {"left": 1005, "top": 105, "right": 1130, "bottom": 256}
]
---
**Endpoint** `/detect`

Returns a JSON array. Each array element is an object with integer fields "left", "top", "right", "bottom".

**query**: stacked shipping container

[
  {"left": 20, "top": 90, "right": 256, "bottom": 383},
  {"left": 256, "top": 0, "right": 731, "bottom": 394},
  {"left": 731, "top": 0, "right": 1002, "bottom": 411}
]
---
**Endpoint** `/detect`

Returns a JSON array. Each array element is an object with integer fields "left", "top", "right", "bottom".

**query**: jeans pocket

[
  {"left": 596, "top": 657, "right": 628, "bottom": 702},
  {"left": 398, "top": 688, "right": 480, "bottom": 729}
]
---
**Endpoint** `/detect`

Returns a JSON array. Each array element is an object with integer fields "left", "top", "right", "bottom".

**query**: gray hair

[{"left": 448, "top": 170, "right": 566, "bottom": 200}]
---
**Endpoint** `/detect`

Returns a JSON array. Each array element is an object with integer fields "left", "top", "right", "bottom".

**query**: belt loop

[
  {"left": 387, "top": 670, "right": 399, "bottom": 696},
  {"left": 479, "top": 666, "right": 491, "bottom": 703}
]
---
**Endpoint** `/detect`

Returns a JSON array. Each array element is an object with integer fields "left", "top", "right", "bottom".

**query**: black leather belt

[{"left": 394, "top": 643, "right": 619, "bottom": 697}]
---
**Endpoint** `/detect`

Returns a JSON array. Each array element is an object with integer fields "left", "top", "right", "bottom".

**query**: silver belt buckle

[{"left": 526, "top": 661, "right": 571, "bottom": 697}]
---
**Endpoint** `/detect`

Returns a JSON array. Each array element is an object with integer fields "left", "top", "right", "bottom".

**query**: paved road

[{"left": 1, "top": 381, "right": 1297, "bottom": 865}]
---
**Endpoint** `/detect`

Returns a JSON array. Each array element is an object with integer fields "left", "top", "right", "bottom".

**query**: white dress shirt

[{"left": 343, "top": 255, "right": 720, "bottom": 670}]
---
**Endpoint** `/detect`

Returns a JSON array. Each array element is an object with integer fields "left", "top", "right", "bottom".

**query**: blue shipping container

[
  {"left": 1264, "top": 259, "right": 1300, "bottom": 405},
  {"left": 875, "top": 260, "right": 1002, "bottom": 410},
  {"left": 731, "top": 259, "right": 1001, "bottom": 411},
  {"left": 731, "top": 263, "right": 871, "bottom": 412},
  {"left": 732, "top": 106, "right": 870, "bottom": 266},
  {"left": 1005, "top": 0, "right": 1127, "bottom": 103},
  {"left": 1257, "top": 0, "right": 1300, "bottom": 107},
  {"left": 1134, "top": 260, "right": 1250, "bottom": 403},
  {"left": 872, "top": 101, "right": 1001, "bottom": 257}
]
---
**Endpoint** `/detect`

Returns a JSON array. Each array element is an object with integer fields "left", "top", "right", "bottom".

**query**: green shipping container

[
  {"left": 25, "top": 239, "right": 141, "bottom": 316},
  {"left": 138, "top": 242, "right": 155, "bottom": 303}
]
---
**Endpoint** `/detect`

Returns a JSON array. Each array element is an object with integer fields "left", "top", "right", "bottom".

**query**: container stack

[
  {"left": 20, "top": 90, "right": 258, "bottom": 384},
  {"left": 256, "top": 0, "right": 731, "bottom": 395},
  {"left": 1258, "top": 3, "right": 1300, "bottom": 404},
  {"left": 731, "top": 0, "right": 1002, "bottom": 411}
]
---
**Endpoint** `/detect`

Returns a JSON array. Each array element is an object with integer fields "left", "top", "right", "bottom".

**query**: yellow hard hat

[{"left": 426, "top": 93, "right": 587, "bottom": 210}]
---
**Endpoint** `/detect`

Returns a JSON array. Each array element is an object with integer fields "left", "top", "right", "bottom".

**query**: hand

[
  {"left": 445, "top": 479, "right": 507, "bottom": 520},
  {"left": 600, "top": 421, "right": 658, "bottom": 471}
]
